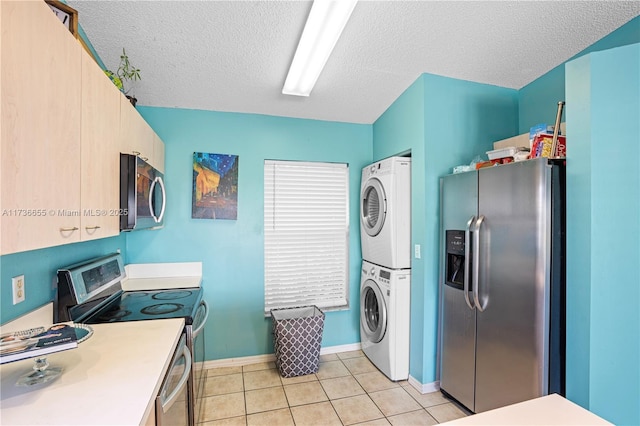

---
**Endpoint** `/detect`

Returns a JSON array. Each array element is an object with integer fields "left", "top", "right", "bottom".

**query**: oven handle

[
  {"left": 192, "top": 300, "right": 209, "bottom": 338},
  {"left": 158, "top": 345, "right": 192, "bottom": 415}
]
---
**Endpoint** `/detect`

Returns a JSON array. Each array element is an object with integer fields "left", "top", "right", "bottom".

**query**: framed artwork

[
  {"left": 45, "top": 1, "right": 78, "bottom": 38},
  {"left": 192, "top": 152, "right": 239, "bottom": 220},
  {"left": 45, "top": 1, "right": 100, "bottom": 65}
]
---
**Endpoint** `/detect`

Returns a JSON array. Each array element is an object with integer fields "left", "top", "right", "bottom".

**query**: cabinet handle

[
  {"left": 85, "top": 226, "right": 101, "bottom": 230},
  {"left": 59, "top": 227, "right": 79, "bottom": 232},
  {"left": 132, "top": 151, "right": 141, "bottom": 156},
  {"left": 141, "top": 157, "right": 148, "bottom": 162}
]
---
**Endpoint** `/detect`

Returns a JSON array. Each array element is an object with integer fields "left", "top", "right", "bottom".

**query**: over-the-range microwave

[{"left": 120, "top": 154, "right": 166, "bottom": 231}]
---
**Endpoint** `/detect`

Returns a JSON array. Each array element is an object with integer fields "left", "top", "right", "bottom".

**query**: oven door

[
  {"left": 189, "top": 300, "right": 209, "bottom": 426},
  {"left": 156, "top": 334, "right": 191, "bottom": 426}
]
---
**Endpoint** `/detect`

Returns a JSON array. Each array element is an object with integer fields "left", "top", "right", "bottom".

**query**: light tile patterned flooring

[{"left": 198, "top": 350, "right": 467, "bottom": 425}]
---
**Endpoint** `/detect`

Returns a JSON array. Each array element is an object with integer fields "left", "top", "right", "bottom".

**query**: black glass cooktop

[{"left": 84, "top": 287, "right": 203, "bottom": 325}]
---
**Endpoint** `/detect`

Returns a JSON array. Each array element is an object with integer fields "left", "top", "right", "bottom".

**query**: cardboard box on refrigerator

[
  {"left": 493, "top": 133, "right": 530, "bottom": 150},
  {"left": 493, "top": 123, "right": 565, "bottom": 151}
]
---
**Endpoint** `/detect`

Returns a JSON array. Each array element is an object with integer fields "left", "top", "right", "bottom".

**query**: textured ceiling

[{"left": 68, "top": 1, "right": 639, "bottom": 124}]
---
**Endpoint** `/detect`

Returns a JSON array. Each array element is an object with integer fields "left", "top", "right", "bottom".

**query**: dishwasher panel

[
  {"left": 156, "top": 334, "right": 191, "bottom": 426},
  {"left": 190, "top": 300, "right": 209, "bottom": 425}
]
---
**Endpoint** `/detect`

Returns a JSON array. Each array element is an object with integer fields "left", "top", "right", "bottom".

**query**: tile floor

[{"left": 197, "top": 350, "right": 467, "bottom": 425}]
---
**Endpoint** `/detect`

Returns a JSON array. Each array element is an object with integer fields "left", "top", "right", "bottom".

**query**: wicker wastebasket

[{"left": 271, "top": 305, "right": 325, "bottom": 378}]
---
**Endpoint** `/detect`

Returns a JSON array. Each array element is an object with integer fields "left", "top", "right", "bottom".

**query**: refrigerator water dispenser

[{"left": 445, "top": 230, "right": 466, "bottom": 289}]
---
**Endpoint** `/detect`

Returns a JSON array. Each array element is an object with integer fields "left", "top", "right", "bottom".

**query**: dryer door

[
  {"left": 360, "top": 279, "right": 387, "bottom": 343},
  {"left": 361, "top": 178, "right": 386, "bottom": 237}
]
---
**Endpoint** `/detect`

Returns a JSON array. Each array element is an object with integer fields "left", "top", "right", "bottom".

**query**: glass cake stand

[
  {"left": 15, "top": 324, "right": 93, "bottom": 387},
  {"left": 16, "top": 356, "right": 63, "bottom": 386}
]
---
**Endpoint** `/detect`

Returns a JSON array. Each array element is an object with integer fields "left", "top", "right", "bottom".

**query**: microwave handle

[
  {"left": 156, "top": 176, "right": 166, "bottom": 222},
  {"left": 149, "top": 176, "right": 167, "bottom": 223}
]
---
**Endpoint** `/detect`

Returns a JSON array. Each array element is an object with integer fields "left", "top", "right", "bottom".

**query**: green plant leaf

[
  {"left": 115, "top": 48, "right": 141, "bottom": 93},
  {"left": 104, "top": 70, "right": 124, "bottom": 91}
]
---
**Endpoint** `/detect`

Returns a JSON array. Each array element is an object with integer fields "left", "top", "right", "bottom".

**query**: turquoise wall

[
  {"left": 372, "top": 74, "right": 518, "bottom": 384},
  {"left": 566, "top": 44, "right": 640, "bottom": 426},
  {"left": 0, "top": 235, "right": 125, "bottom": 323},
  {"left": 127, "top": 107, "right": 372, "bottom": 359},
  {"left": 520, "top": 23, "right": 640, "bottom": 423},
  {"left": 1, "top": 16, "right": 637, "bottom": 420},
  {"left": 563, "top": 54, "right": 593, "bottom": 409},
  {"left": 373, "top": 77, "right": 426, "bottom": 382},
  {"left": 518, "top": 16, "right": 640, "bottom": 133},
  {"left": 421, "top": 75, "right": 517, "bottom": 386}
]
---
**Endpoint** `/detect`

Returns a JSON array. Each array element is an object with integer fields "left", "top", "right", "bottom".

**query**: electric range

[
  {"left": 54, "top": 253, "right": 208, "bottom": 426},
  {"left": 83, "top": 288, "right": 203, "bottom": 325}
]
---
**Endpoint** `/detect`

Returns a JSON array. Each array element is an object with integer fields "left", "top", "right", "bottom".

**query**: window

[{"left": 264, "top": 160, "right": 349, "bottom": 314}]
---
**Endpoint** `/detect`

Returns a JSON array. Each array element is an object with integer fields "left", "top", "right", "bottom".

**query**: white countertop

[
  {"left": 0, "top": 318, "right": 184, "bottom": 426},
  {"left": 122, "top": 276, "right": 202, "bottom": 291},
  {"left": 441, "top": 394, "right": 612, "bottom": 425},
  {"left": 122, "top": 261, "right": 202, "bottom": 291}
]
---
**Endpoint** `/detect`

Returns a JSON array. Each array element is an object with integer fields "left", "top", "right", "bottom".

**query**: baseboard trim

[
  {"left": 408, "top": 375, "right": 440, "bottom": 394},
  {"left": 202, "top": 342, "right": 363, "bottom": 370},
  {"left": 319, "top": 342, "right": 362, "bottom": 355},
  {"left": 203, "top": 354, "right": 276, "bottom": 369}
]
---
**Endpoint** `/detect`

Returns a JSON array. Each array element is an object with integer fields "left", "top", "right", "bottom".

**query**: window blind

[{"left": 264, "top": 160, "right": 349, "bottom": 314}]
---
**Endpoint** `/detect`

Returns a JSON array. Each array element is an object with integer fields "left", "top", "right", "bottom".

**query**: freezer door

[
  {"left": 474, "top": 159, "right": 552, "bottom": 413},
  {"left": 439, "top": 171, "right": 478, "bottom": 411}
]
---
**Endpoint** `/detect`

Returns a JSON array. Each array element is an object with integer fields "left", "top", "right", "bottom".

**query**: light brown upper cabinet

[
  {"left": 1, "top": 1, "right": 166, "bottom": 255},
  {"left": 152, "top": 132, "right": 165, "bottom": 173},
  {"left": 1, "top": 1, "right": 82, "bottom": 254},
  {"left": 120, "top": 97, "right": 165, "bottom": 172},
  {"left": 80, "top": 53, "right": 122, "bottom": 241}
]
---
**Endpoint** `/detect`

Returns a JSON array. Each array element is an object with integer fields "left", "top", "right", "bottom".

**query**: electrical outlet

[
  {"left": 414, "top": 244, "right": 421, "bottom": 259},
  {"left": 12, "top": 275, "right": 25, "bottom": 305}
]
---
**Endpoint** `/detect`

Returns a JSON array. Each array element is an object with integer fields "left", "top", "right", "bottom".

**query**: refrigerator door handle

[
  {"left": 464, "top": 216, "right": 476, "bottom": 310},
  {"left": 473, "top": 215, "right": 486, "bottom": 312}
]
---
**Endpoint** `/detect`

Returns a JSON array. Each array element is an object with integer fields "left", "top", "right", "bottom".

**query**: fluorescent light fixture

[{"left": 282, "top": 0, "right": 358, "bottom": 97}]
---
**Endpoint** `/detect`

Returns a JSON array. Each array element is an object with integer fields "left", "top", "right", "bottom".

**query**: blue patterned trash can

[{"left": 271, "top": 306, "right": 325, "bottom": 378}]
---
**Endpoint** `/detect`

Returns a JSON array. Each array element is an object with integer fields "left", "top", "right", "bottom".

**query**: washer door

[
  {"left": 360, "top": 280, "right": 387, "bottom": 343},
  {"left": 361, "top": 178, "right": 386, "bottom": 237}
]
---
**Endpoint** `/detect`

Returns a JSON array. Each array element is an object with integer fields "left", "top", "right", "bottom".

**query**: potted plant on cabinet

[{"left": 104, "top": 48, "right": 141, "bottom": 106}]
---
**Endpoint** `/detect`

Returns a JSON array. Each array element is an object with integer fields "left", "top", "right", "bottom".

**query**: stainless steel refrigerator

[{"left": 438, "top": 158, "right": 565, "bottom": 413}]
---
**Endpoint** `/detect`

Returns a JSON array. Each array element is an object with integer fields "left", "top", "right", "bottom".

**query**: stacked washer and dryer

[{"left": 359, "top": 156, "right": 411, "bottom": 381}]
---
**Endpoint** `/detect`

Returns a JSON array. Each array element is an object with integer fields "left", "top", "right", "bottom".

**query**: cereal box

[{"left": 531, "top": 134, "right": 566, "bottom": 158}]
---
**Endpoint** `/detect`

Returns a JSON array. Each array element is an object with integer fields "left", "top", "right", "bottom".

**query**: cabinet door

[
  {"left": 0, "top": 0, "right": 3, "bottom": 251},
  {"left": 120, "top": 96, "right": 154, "bottom": 163},
  {"left": 152, "top": 132, "right": 165, "bottom": 173},
  {"left": 1, "top": 1, "right": 81, "bottom": 254},
  {"left": 80, "top": 54, "right": 121, "bottom": 240}
]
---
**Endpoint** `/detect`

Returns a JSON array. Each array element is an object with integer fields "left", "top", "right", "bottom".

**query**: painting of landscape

[{"left": 192, "top": 152, "right": 239, "bottom": 219}]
